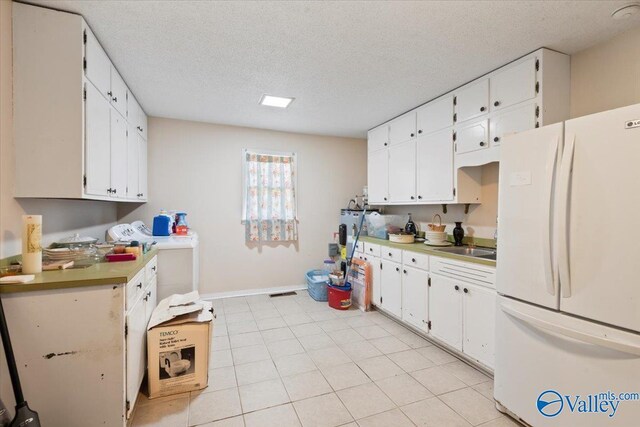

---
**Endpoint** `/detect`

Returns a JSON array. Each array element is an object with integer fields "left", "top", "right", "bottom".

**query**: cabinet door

[
  {"left": 417, "top": 95, "right": 454, "bottom": 136},
  {"left": 367, "top": 149, "right": 388, "bottom": 204},
  {"left": 84, "top": 29, "right": 111, "bottom": 100},
  {"left": 416, "top": 129, "right": 454, "bottom": 202},
  {"left": 490, "top": 57, "right": 537, "bottom": 112},
  {"left": 125, "top": 296, "right": 146, "bottom": 418},
  {"left": 380, "top": 259, "right": 402, "bottom": 317},
  {"left": 368, "top": 125, "right": 388, "bottom": 153},
  {"left": 489, "top": 103, "right": 536, "bottom": 146},
  {"left": 126, "top": 125, "right": 139, "bottom": 199},
  {"left": 455, "top": 119, "right": 489, "bottom": 155},
  {"left": 110, "top": 68, "right": 128, "bottom": 118},
  {"left": 389, "top": 112, "right": 417, "bottom": 146},
  {"left": 371, "top": 257, "right": 381, "bottom": 306},
  {"left": 110, "top": 108, "right": 128, "bottom": 198},
  {"left": 85, "top": 82, "right": 111, "bottom": 197},
  {"left": 144, "top": 275, "right": 158, "bottom": 326},
  {"left": 138, "top": 136, "right": 148, "bottom": 200},
  {"left": 401, "top": 266, "right": 429, "bottom": 332},
  {"left": 140, "top": 109, "right": 148, "bottom": 140},
  {"left": 429, "top": 274, "right": 462, "bottom": 350},
  {"left": 462, "top": 284, "right": 496, "bottom": 368},
  {"left": 455, "top": 79, "right": 488, "bottom": 123},
  {"left": 388, "top": 140, "right": 416, "bottom": 203}
]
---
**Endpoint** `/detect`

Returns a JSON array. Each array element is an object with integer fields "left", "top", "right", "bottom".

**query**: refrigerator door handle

[
  {"left": 542, "top": 136, "right": 559, "bottom": 296},
  {"left": 501, "top": 304, "right": 640, "bottom": 356},
  {"left": 557, "top": 134, "right": 575, "bottom": 298}
]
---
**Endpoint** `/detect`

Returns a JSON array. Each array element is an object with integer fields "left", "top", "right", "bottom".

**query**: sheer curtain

[{"left": 243, "top": 150, "right": 298, "bottom": 242}]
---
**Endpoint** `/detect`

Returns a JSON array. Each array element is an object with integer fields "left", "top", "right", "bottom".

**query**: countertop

[
  {"left": 359, "top": 236, "right": 496, "bottom": 267},
  {"left": 0, "top": 247, "right": 159, "bottom": 294}
]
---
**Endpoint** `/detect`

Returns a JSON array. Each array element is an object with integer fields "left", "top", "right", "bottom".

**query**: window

[{"left": 242, "top": 149, "right": 298, "bottom": 242}]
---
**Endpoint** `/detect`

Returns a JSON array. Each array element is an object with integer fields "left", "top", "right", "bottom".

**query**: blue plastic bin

[{"left": 306, "top": 269, "right": 329, "bottom": 302}]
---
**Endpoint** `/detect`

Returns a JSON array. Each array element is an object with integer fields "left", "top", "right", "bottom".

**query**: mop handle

[
  {"left": 0, "top": 298, "right": 25, "bottom": 405},
  {"left": 345, "top": 208, "right": 367, "bottom": 283}
]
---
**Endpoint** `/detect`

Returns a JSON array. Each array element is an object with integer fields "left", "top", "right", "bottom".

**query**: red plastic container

[{"left": 328, "top": 286, "right": 352, "bottom": 310}]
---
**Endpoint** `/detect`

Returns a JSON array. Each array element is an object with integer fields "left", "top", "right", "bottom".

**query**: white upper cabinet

[
  {"left": 126, "top": 125, "right": 139, "bottom": 200},
  {"left": 13, "top": 3, "right": 149, "bottom": 202},
  {"left": 389, "top": 111, "right": 417, "bottom": 146},
  {"left": 489, "top": 102, "right": 537, "bottom": 146},
  {"left": 85, "top": 82, "right": 111, "bottom": 197},
  {"left": 367, "top": 149, "right": 389, "bottom": 204},
  {"left": 388, "top": 140, "right": 417, "bottom": 203},
  {"left": 368, "top": 125, "right": 388, "bottom": 152},
  {"left": 490, "top": 57, "right": 537, "bottom": 112},
  {"left": 417, "top": 129, "right": 453, "bottom": 202},
  {"left": 417, "top": 95, "right": 454, "bottom": 136},
  {"left": 84, "top": 29, "right": 111, "bottom": 100},
  {"left": 456, "top": 119, "right": 489, "bottom": 155},
  {"left": 127, "top": 93, "right": 148, "bottom": 140},
  {"left": 110, "top": 68, "right": 128, "bottom": 118},
  {"left": 454, "top": 79, "right": 489, "bottom": 124},
  {"left": 138, "top": 137, "right": 148, "bottom": 201}
]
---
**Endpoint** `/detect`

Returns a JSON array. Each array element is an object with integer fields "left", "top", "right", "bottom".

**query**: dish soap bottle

[{"left": 405, "top": 213, "right": 417, "bottom": 236}]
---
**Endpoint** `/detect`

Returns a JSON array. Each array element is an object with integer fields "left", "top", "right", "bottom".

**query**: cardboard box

[{"left": 147, "top": 291, "right": 214, "bottom": 399}]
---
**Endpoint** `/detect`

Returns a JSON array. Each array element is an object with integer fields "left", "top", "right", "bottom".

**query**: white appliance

[
  {"left": 108, "top": 221, "right": 200, "bottom": 300},
  {"left": 495, "top": 103, "right": 640, "bottom": 427}
]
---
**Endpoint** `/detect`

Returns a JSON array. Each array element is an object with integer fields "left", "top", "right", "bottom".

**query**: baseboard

[{"left": 199, "top": 284, "right": 308, "bottom": 301}]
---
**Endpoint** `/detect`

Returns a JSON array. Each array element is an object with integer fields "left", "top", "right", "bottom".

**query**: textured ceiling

[{"left": 26, "top": 0, "right": 640, "bottom": 138}]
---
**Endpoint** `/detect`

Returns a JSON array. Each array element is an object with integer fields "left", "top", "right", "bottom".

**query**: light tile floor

[{"left": 131, "top": 292, "right": 521, "bottom": 427}]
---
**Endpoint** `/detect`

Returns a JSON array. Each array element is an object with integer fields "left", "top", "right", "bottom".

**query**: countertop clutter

[
  {"left": 0, "top": 247, "right": 158, "bottom": 293},
  {"left": 360, "top": 236, "right": 496, "bottom": 267}
]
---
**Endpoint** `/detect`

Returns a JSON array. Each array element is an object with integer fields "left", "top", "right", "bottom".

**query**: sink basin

[{"left": 434, "top": 246, "right": 496, "bottom": 260}]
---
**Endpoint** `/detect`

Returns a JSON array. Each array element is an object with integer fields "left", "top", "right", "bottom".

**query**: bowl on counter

[{"left": 389, "top": 233, "right": 415, "bottom": 244}]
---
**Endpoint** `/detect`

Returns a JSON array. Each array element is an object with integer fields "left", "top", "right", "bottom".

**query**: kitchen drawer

[
  {"left": 126, "top": 269, "right": 145, "bottom": 311},
  {"left": 354, "top": 251, "right": 365, "bottom": 261},
  {"left": 354, "top": 241, "right": 365, "bottom": 253},
  {"left": 431, "top": 256, "right": 496, "bottom": 289},
  {"left": 364, "top": 243, "right": 381, "bottom": 258},
  {"left": 145, "top": 255, "right": 158, "bottom": 283},
  {"left": 381, "top": 247, "right": 402, "bottom": 262},
  {"left": 402, "top": 251, "right": 429, "bottom": 271}
]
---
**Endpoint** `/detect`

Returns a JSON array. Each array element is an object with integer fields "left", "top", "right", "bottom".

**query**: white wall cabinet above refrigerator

[
  {"left": 13, "top": 3, "right": 148, "bottom": 202},
  {"left": 367, "top": 48, "right": 569, "bottom": 206}
]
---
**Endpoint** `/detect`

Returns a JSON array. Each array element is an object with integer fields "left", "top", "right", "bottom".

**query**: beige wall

[
  {"left": 118, "top": 118, "right": 366, "bottom": 296},
  {"left": 571, "top": 26, "right": 640, "bottom": 119},
  {"left": 0, "top": 0, "right": 117, "bottom": 260}
]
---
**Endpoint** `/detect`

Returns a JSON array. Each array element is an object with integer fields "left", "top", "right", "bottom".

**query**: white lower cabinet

[
  {"left": 380, "top": 259, "right": 402, "bottom": 317},
  {"left": 462, "top": 283, "right": 496, "bottom": 368},
  {"left": 125, "top": 291, "right": 147, "bottom": 418},
  {"left": 369, "top": 256, "right": 382, "bottom": 306},
  {"left": 401, "top": 266, "right": 429, "bottom": 332},
  {"left": 429, "top": 274, "right": 463, "bottom": 351}
]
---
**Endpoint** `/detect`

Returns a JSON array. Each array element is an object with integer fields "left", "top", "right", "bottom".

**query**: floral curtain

[{"left": 244, "top": 152, "right": 298, "bottom": 242}]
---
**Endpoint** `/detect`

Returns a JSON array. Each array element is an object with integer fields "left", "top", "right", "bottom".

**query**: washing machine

[{"left": 107, "top": 221, "right": 199, "bottom": 301}]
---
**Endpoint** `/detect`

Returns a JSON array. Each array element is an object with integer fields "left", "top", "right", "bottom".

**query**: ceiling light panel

[{"left": 259, "top": 94, "right": 294, "bottom": 108}]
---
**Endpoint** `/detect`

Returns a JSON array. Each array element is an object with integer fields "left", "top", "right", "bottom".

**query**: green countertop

[
  {"left": 0, "top": 247, "right": 159, "bottom": 294},
  {"left": 360, "top": 236, "right": 496, "bottom": 267}
]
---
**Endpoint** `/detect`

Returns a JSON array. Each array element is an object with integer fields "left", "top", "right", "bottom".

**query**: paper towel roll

[{"left": 22, "top": 215, "right": 42, "bottom": 274}]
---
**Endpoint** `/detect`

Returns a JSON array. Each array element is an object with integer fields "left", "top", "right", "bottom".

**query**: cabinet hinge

[
  {"left": 535, "top": 106, "right": 540, "bottom": 118},
  {"left": 535, "top": 58, "right": 539, "bottom": 71},
  {"left": 83, "top": 88, "right": 86, "bottom": 101},
  {"left": 453, "top": 188, "right": 456, "bottom": 197},
  {"left": 126, "top": 400, "right": 130, "bottom": 412},
  {"left": 83, "top": 175, "right": 86, "bottom": 187},
  {"left": 83, "top": 30, "right": 87, "bottom": 45},
  {"left": 453, "top": 132, "right": 457, "bottom": 142},
  {"left": 453, "top": 113, "right": 457, "bottom": 123},
  {"left": 428, "top": 277, "right": 431, "bottom": 287},
  {"left": 453, "top": 96, "right": 457, "bottom": 106},
  {"left": 427, "top": 320, "right": 432, "bottom": 330},
  {"left": 535, "top": 121, "right": 540, "bottom": 128},
  {"left": 454, "top": 143, "right": 457, "bottom": 153},
  {"left": 535, "top": 81, "right": 540, "bottom": 94},
  {"left": 380, "top": 262, "right": 383, "bottom": 270},
  {"left": 380, "top": 296, "right": 383, "bottom": 304},
  {"left": 83, "top": 58, "right": 87, "bottom": 70},
  {"left": 125, "top": 322, "right": 128, "bottom": 337}
]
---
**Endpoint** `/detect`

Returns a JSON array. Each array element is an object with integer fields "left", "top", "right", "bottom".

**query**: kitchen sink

[{"left": 434, "top": 246, "right": 496, "bottom": 260}]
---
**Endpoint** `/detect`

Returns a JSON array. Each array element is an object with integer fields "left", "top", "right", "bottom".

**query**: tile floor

[{"left": 131, "top": 292, "right": 521, "bottom": 427}]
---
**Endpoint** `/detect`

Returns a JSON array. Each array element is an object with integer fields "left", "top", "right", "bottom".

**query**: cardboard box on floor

[{"left": 147, "top": 291, "right": 214, "bottom": 399}]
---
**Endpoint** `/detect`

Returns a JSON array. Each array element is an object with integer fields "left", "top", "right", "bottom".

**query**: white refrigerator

[{"left": 495, "top": 103, "right": 640, "bottom": 427}]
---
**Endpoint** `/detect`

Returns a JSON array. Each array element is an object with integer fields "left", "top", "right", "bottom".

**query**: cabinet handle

[
  {"left": 455, "top": 285, "right": 460, "bottom": 291},
  {"left": 152, "top": 266, "right": 156, "bottom": 271},
  {"left": 410, "top": 133, "right": 415, "bottom": 137},
  {"left": 480, "top": 106, "right": 486, "bottom": 112},
  {"left": 112, "top": 96, "right": 118, "bottom": 102},
  {"left": 112, "top": 188, "right": 117, "bottom": 194},
  {"left": 107, "top": 91, "right": 113, "bottom": 97},
  {"left": 464, "top": 288, "right": 469, "bottom": 293},
  {"left": 493, "top": 137, "right": 499, "bottom": 143},
  {"left": 494, "top": 101, "right": 500, "bottom": 107},
  {"left": 418, "top": 195, "right": 422, "bottom": 200},
  {"left": 388, "top": 252, "right": 392, "bottom": 257},
  {"left": 107, "top": 188, "right": 112, "bottom": 193},
  {"left": 137, "top": 283, "right": 142, "bottom": 289},
  {"left": 418, "top": 130, "right": 422, "bottom": 134},
  {"left": 384, "top": 142, "right": 388, "bottom": 146},
  {"left": 395, "top": 267, "right": 400, "bottom": 272},
  {"left": 384, "top": 197, "right": 387, "bottom": 201},
  {"left": 147, "top": 291, "right": 151, "bottom": 298},
  {"left": 410, "top": 196, "right": 415, "bottom": 200},
  {"left": 412, "top": 258, "right": 416, "bottom": 263},
  {"left": 403, "top": 269, "right": 407, "bottom": 274},
  {"left": 479, "top": 141, "right": 485, "bottom": 147}
]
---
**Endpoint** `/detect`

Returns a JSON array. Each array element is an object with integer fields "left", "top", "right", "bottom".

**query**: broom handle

[{"left": 0, "top": 298, "right": 25, "bottom": 404}]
